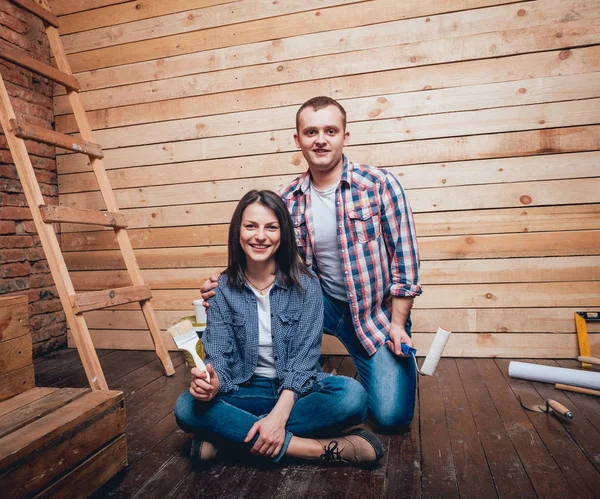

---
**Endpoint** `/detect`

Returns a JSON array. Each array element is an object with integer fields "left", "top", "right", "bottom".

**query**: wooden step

[
  {"left": 10, "top": 119, "right": 103, "bottom": 158},
  {"left": 0, "top": 390, "right": 125, "bottom": 498},
  {"left": 0, "top": 45, "right": 79, "bottom": 92},
  {"left": 0, "top": 388, "right": 89, "bottom": 439},
  {"left": 9, "top": 0, "right": 59, "bottom": 28},
  {"left": 36, "top": 435, "right": 127, "bottom": 499},
  {"left": 39, "top": 205, "right": 127, "bottom": 228},
  {"left": 70, "top": 285, "right": 153, "bottom": 314}
]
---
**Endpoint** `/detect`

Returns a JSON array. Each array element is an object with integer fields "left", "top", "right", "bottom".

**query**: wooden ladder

[{"left": 0, "top": 0, "right": 175, "bottom": 390}]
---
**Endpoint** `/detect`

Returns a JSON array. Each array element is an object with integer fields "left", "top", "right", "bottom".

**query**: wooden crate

[
  {"left": 0, "top": 295, "right": 34, "bottom": 402},
  {"left": 0, "top": 296, "right": 127, "bottom": 498}
]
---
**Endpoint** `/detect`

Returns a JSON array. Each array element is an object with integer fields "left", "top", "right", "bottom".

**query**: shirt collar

[{"left": 294, "top": 155, "right": 352, "bottom": 196}]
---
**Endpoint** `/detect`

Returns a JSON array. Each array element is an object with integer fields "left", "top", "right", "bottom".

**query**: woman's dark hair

[{"left": 225, "top": 190, "right": 311, "bottom": 289}]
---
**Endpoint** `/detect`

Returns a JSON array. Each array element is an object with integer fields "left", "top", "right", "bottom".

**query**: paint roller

[{"left": 388, "top": 327, "right": 451, "bottom": 376}]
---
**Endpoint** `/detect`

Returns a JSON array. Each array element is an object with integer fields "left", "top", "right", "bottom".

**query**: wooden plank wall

[{"left": 49, "top": 0, "right": 600, "bottom": 357}]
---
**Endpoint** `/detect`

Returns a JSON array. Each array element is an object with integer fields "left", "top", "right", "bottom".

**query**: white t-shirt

[
  {"left": 310, "top": 184, "right": 347, "bottom": 301},
  {"left": 250, "top": 285, "right": 277, "bottom": 378}
]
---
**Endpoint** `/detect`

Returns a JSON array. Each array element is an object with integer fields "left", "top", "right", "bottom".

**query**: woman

[{"left": 174, "top": 190, "right": 384, "bottom": 466}]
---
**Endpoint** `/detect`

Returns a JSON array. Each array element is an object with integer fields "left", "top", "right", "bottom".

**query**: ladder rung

[
  {"left": 39, "top": 205, "right": 127, "bottom": 228},
  {"left": 0, "top": 45, "right": 79, "bottom": 92},
  {"left": 10, "top": 0, "right": 59, "bottom": 28},
  {"left": 10, "top": 119, "right": 103, "bottom": 158},
  {"left": 71, "top": 285, "right": 153, "bottom": 314}
]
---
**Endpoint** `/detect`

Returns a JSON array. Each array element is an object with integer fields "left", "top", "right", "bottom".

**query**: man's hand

[
  {"left": 189, "top": 364, "right": 220, "bottom": 401},
  {"left": 386, "top": 322, "right": 413, "bottom": 357},
  {"left": 244, "top": 411, "right": 287, "bottom": 458},
  {"left": 200, "top": 274, "right": 220, "bottom": 308}
]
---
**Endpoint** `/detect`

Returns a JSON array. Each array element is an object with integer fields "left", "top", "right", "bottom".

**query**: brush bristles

[{"left": 167, "top": 319, "right": 195, "bottom": 338}]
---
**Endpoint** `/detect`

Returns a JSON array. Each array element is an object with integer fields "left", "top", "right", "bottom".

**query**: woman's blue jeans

[
  {"left": 174, "top": 374, "right": 367, "bottom": 462},
  {"left": 322, "top": 292, "right": 417, "bottom": 431}
]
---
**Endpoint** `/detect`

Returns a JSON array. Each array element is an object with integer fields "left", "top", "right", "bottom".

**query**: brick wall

[{"left": 0, "top": 0, "right": 65, "bottom": 356}]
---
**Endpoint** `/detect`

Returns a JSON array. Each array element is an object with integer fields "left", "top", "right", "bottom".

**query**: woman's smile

[{"left": 240, "top": 203, "right": 281, "bottom": 265}]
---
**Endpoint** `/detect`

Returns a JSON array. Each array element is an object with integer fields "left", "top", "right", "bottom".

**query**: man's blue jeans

[
  {"left": 174, "top": 375, "right": 367, "bottom": 462},
  {"left": 322, "top": 293, "right": 417, "bottom": 431}
]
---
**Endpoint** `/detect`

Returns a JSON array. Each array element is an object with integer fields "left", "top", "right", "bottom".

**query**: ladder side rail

[
  {"left": 42, "top": 7, "right": 175, "bottom": 376},
  {"left": 0, "top": 74, "right": 107, "bottom": 390}
]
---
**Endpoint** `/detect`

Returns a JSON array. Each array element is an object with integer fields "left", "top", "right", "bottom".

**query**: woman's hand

[
  {"left": 199, "top": 275, "right": 220, "bottom": 308},
  {"left": 244, "top": 390, "right": 295, "bottom": 458},
  {"left": 244, "top": 412, "right": 287, "bottom": 458},
  {"left": 189, "top": 364, "right": 220, "bottom": 401}
]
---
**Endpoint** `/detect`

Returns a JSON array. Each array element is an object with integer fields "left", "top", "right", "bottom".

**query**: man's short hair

[{"left": 295, "top": 96, "right": 347, "bottom": 131}]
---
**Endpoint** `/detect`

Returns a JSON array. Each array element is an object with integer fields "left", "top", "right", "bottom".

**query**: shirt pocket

[
  {"left": 293, "top": 214, "right": 307, "bottom": 247},
  {"left": 277, "top": 309, "right": 302, "bottom": 341},
  {"left": 348, "top": 203, "right": 381, "bottom": 243},
  {"left": 224, "top": 312, "right": 246, "bottom": 348}
]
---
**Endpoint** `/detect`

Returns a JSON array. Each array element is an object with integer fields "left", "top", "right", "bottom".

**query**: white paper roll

[
  {"left": 421, "top": 327, "right": 451, "bottom": 376},
  {"left": 508, "top": 361, "right": 600, "bottom": 390}
]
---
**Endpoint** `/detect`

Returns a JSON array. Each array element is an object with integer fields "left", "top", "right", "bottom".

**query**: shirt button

[
  {"left": 345, "top": 271, "right": 348, "bottom": 274},
  {"left": 349, "top": 293, "right": 353, "bottom": 297},
  {"left": 339, "top": 223, "right": 342, "bottom": 227}
]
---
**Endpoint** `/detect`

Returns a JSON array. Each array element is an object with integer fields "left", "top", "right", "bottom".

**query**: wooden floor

[{"left": 33, "top": 350, "right": 600, "bottom": 499}]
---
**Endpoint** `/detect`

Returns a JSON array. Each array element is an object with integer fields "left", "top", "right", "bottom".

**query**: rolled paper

[
  {"left": 420, "top": 327, "right": 451, "bottom": 376},
  {"left": 509, "top": 361, "right": 600, "bottom": 390}
]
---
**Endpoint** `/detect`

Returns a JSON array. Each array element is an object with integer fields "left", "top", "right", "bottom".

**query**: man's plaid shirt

[{"left": 279, "top": 156, "right": 422, "bottom": 355}]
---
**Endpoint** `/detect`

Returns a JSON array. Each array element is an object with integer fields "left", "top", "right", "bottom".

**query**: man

[{"left": 204, "top": 96, "right": 422, "bottom": 431}]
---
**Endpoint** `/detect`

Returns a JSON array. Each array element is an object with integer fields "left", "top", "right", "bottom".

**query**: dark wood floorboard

[
  {"left": 31, "top": 350, "right": 600, "bottom": 498},
  {"left": 456, "top": 359, "right": 536, "bottom": 499},
  {"left": 418, "top": 357, "right": 458, "bottom": 498},
  {"left": 533, "top": 360, "right": 600, "bottom": 473},
  {"left": 496, "top": 359, "right": 600, "bottom": 499},
  {"left": 477, "top": 359, "right": 572, "bottom": 498},
  {"left": 437, "top": 359, "right": 497, "bottom": 498},
  {"left": 555, "top": 360, "right": 600, "bottom": 430}
]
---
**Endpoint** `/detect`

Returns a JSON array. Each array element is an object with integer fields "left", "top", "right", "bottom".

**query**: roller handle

[
  {"left": 578, "top": 356, "right": 600, "bottom": 366},
  {"left": 547, "top": 399, "right": 573, "bottom": 419}
]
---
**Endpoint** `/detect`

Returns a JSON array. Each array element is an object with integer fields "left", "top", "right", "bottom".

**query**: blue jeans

[
  {"left": 322, "top": 293, "right": 417, "bottom": 431},
  {"left": 174, "top": 374, "right": 367, "bottom": 462}
]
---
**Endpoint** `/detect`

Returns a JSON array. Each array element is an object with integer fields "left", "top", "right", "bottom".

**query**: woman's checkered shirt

[{"left": 204, "top": 272, "right": 330, "bottom": 401}]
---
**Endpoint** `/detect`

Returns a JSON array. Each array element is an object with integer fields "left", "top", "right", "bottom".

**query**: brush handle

[{"left": 187, "top": 345, "right": 210, "bottom": 382}]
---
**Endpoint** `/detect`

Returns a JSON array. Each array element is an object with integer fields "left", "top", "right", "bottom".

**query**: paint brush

[{"left": 168, "top": 319, "right": 209, "bottom": 381}]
